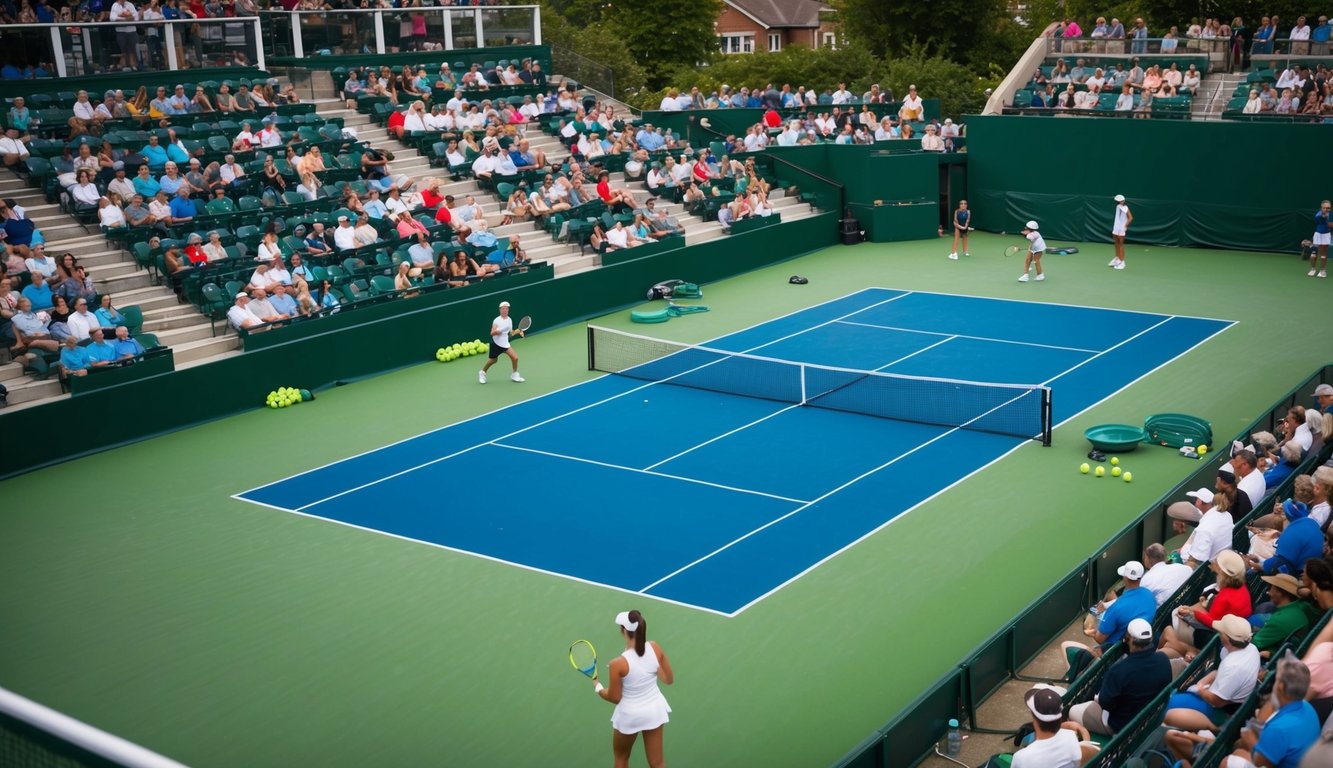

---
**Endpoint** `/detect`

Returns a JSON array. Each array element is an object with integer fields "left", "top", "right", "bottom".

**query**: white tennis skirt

[
  {"left": 1314, "top": 232, "right": 1330, "bottom": 246},
  {"left": 611, "top": 693, "right": 672, "bottom": 735}
]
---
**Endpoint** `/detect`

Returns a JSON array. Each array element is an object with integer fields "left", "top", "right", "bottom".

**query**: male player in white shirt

[
  {"left": 1109, "top": 194, "right": 1133, "bottom": 269},
  {"left": 1019, "top": 220, "right": 1047, "bottom": 282},
  {"left": 479, "top": 300, "right": 524, "bottom": 383}
]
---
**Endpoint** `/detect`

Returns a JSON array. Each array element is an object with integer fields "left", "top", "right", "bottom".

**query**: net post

[
  {"left": 586, "top": 325, "right": 595, "bottom": 371},
  {"left": 1041, "top": 388, "right": 1053, "bottom": 447},
  {"left": 800, "top": 364, "right": 807, "bottom": 405}
]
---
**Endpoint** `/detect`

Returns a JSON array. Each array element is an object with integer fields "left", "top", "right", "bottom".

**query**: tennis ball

[
  {"left": 1198, "top": 445, "right": 1208, "bottom": 455},
  {"left": 473, "top": 338, "right": 483, "bottom": 347},
  {"left": 1111, "top": 466, "right": 1122, "bottom": 477},
  {"left": 1094, "top": 466, "right": 1105, "bottom": 477},
  {"left": 269, "top": 401, "right": 278, "bottom": 409},
  {"left": 1080, "top": 462, "right": 1090, "bottom": 474},
  {"left": 1110, "top": 456, "right": 1119, "bottom": 466},
  {"left": 1123, "top": 472, "right": 1133, "bottom": 483}
]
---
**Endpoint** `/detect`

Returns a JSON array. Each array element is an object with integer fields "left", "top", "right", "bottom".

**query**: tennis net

[{"left": 586, "top": 325, "right": 1053, "bottom": 445}]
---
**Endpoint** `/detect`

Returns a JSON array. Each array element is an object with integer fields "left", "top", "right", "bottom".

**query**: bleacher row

[
  {"left": 1018, "top": 422, "right": 1333, "bottom": 767},
  {"left": 1011, "top": 57, "right": 1210, "bottom": 118},
  {"left": 1222, "top": 64, "right": 1332, "bottom": 120}
]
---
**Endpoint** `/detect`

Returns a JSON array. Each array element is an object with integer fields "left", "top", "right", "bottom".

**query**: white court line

[
  {"left": 639, "top": 313, "right": 1221, "bottom": 599},
  {"left": 235, "top": 498, "right": 734, "bottom": 619},
  {"left": 723, "top": 315, "right": 1238, "bottom": 617},
  {"left": 238, "top": 287, "right": 909, "bottom": 499},
  {"left": 644, "top": 404, "right": 802, "bottom": 471},
  {"left": 1039, "top": 316, "right": 1173, "bottom": 386},
  {"left": 491, "top": 442, "right": 811, "bottom": 504},
  {"left": 838, "top": 320, "right": 1102, "bottom": 355},
  {"left": 258, "top": 290, "right": 916, "bottom": 513},
  {"left": 873, "top": 335, "right": 958, "bottom": 370},
  {"left": 884, "top": 285, "right": 1236, "bottom": 325}
]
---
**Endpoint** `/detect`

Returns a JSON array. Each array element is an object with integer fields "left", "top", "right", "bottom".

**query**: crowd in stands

[
  {"left": 995, "top": 395, "right": 1333, "bottom": 766},
  {"left": 1052, "top": 14, "right": 1333, "bottom": 58}
]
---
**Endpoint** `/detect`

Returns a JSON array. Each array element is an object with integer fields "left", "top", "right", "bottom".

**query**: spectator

[
  {"left": 9, "top": 296, "right": 59, "bottom": 361},
  {"left": 59, "top": 335, "right": 93, "bottom": 377},
  {"left": 1067, "top": 619, "right": 1173, "bottom": 736},
  {"left": 1160, "top": 550, "right": 1250, "bottom": 657},
  {"left": 1253, "top": 572, "right": 1320, "bottom": 657},
  {"left": 1162, "top": 614, "right": 1261, "bottom": 763},
  {"left": 226, "top": 292, "right": 263, "bottom": 331},
  {"left": 1140, "top": 543, "right": 1193, "bottom": 606},
  {"left": 1, "top": 127, "right": 31, "bottom": 170},
  {"left": 24, "top": 246, "right": 57, "bottom": 280},
  {"left": 111, "top": 325, "right": 145, "bottom": 359},
  {"left": 94, "top": 294, "right": 125, "bottom": 329},
  {"left": 268, "top": 283, "right": 300, "bottom": 318},
  {"left": 1247, "top": 500, "right": 1325, "bottom": 577},
  {"left": 1226, "top": 652, "right": 1320, "bottom": 767},
  {"left": 1130, "top": 18, "right": 1149, "bottom": 54},
  {"left": 407, "top": 233, "right": 434, "bottom": 270},
  {"left": 247, "top": 288, "right": 286, "bottom": 323},
  {"left": 57, "top": 270, "right": 97, "bottom": 313},
  {"left": 85, "top": 327, "right": 118, "bottom": 368},
  {"left": 1009, "top": 685, "right": 1093, "bottom": 767},
  {"left": 1229, "top": 449, "right": 1267, "bottom": 512},
  {"left": 1265, "top": 442, "right": 1304, "bottom": 488},
  {"left": 21, "top": 270, "right": 53, "bottom": 311}
]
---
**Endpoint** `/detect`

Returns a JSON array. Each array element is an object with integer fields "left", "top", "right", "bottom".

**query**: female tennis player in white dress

[{"left": 595, "top": 610, "right": 674, "bottom": 768}]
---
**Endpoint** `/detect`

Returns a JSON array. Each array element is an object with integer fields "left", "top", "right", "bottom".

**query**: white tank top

[
  {"left": 619, "top": 646, "right": 661, "bottom": 704},
  {"left": 1114, "top": 203, "right": 1129, "bottom": 231}
]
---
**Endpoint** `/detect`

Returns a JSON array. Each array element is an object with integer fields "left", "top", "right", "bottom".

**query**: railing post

[
  {"left": 290, "top": 11, "right": 304, "bottom": 60},
  {"left": 252, "top": 16, "right": 265, "bottom": 71},
  {"left": 474, "top": 10, "right": 484, "bottom": 48},
  {"left": 49, "top": 26, "right": 66, "bottom": 78},
  {"left": 442, "top": 9, "right": 453, "bottom": 51},
  {"left": 532, "top": 5, "right": 541, "bottom": 45},
  {"left": 165, "top": 21, "right": 178, "bottom": 71},
  {"left": 373, "top": 11, "right": 386, "bottom": 55}
]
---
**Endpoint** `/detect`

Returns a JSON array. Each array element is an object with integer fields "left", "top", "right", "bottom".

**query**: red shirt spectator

[
  {"left": 762, "top": 109, "right": 781, "bottom": 128},
  {"left": 692, "top": 159, "right": 711, "bottom": 183},
  {"left": 420, "top": 187, "right": 444, "bottom": 209},
  {"left": 387, "top": 109, "right": 406, "bottom": 140},
  {"left": 596, "top": 177, "right": 613, "bottom": 204},
  {"left": 1192, "top": 584, "right": 1252, "bottom": 626},
  {"left": 434, "top": 206, "right": 452, "bottom": 225},
  {"left": 185, "top": 243, "right": 209, "bottom": 266}
]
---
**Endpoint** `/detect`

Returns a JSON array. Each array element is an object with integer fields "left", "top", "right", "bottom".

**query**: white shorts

[
  {"left": 1314, "top": 232, "right": 1330, "bottom": 246},
  {"left": 1112, "top": 227, "right": 1127, "bottom": 237}
]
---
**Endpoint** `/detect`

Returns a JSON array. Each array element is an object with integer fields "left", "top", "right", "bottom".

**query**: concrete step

[
  {"left": 153, "top": 321, "right": 221, "bottom": 347},
  {"left": 108, "top": 285, "right": 181, "bottom": 312},
  {"left": 1, "top": 376, "right": 64, "bottom": 406},
  {"left": 171, "top": 333, "right": 241, "bottom": 365},
  {"left": 142, "top": 305, "right": 211, "bottom": 331},
  {"left": 99, "top": 269, "right": 155, "bottom": 293},
  {"left": 0, "top": 360, "right": 27, "bottom": 385}
]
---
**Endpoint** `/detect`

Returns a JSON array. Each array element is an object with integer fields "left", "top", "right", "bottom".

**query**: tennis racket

[
  {"left": 513, "top": 315, "right": 532, "bottom": 338},
  {"left": 1004, "top": 245, "right": 1022, "bottom": 257},
  {"left": 569, "top": 639, "right": 598, "bottom": 681}
]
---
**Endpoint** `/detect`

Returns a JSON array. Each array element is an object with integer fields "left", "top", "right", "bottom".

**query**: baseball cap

[
  {"left": 235, "top": 292, "right": 248, "bottom": 299},
  {"left": 1216, "top": 469, "right": 1236, "bottom": 484},
  {"left": 1024, "top": 220, "right": 1039, "bottom": 230},
  {"left": 1315, "top": 383, "right": 1333, "bottom": 397},
  {"left": 1262, "top": 572, "right": 1302, "bottom": 596},
  {"left": 1117, "top": 560, "right": 1145, "bottom": 580},
  {"left": 337, "top": 215, "right": 349, "bottom": 222},
  {"left": 1024, "top": 685, "right": 1064, "bottom": 722},
  {"left": 499, "top": 301, "right": 510, "bottom": 308},
  {"left": 1212, "top": 614, "right": 1253, "bottom": 643},
  {"left": 1185, "top": 488, "right": 1215, "bottom": 504},
  {"left": 1215, "top": 549, "right": 1245, "bottom": 579},
  {"left": 1114, "top": 194, "right": 1126, "bottom": 202},
  {"left": 1167, "top": 500, "right": 1202, "bottom": 523},
  {"left": 1127, "top": 618, "right": 1153, "bottom": 641}
]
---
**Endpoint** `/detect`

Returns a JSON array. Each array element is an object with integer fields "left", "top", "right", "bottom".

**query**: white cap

[
  {"left": 1126, "top": 618, "right": 1153, "bottom": 640},
  {"left": 1024, "top": 220, "right": 1039, "bottom": 230},
  {"left": 1186, "top": 487, "right": 1215, "bottom": 504},
  {"left": 499, "top": 301, "right": 510, "bottom": 308},
  {"left": 614, "top": 611, "right": 639, "bottom": 632},
  {"left": 235, "top": 292, "right": 248, "bottom": 299},
  {"left": 1114, "top": 194, "right": 1126, "bottom": 202},
  {"left": 1315, "top": 383, "right": 1333, "bottom": 396},
  {"left": 1117, "top": 560, "right": 1145, "bottom": 580}
]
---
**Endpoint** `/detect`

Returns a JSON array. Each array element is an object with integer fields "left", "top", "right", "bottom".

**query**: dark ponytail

[{"left": 630, "top": 609, "right": 646, "bottom": 656}]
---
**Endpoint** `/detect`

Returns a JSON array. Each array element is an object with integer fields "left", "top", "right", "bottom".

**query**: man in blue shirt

[
  {"left": 1247, "top": 500, "right": 1325, "bottom": 576},
  {"left": 112, "top": 325, "right": 145, "bottom": 358},
  {"left": 59, "top": 335, "right": 92, "bottom": 376},
  {"left": 1068, "top": 618, "right": 1173, "bottom": 736},
  {"left": 268, "top": 284, "right": 299, "bottom": 318},
  {"left": 86, "top": 328, "right": 118, "bottom": 367},
  {"left": 1093, "top": 560, "right": 1157, "bottom": 649},
  {"left": 1229, "top": 652, "right": 1320, "bottom": 767},
  {"left": 21, "top": 270, "right": 53, "bottom": 311},
  {"left": 363, "top": 189, "right": 388, "bottom": 220},
  {"left": 140, "top": 134, "right": 169, "bottom": 171},
  {"left": 636, "top": 124, "right": 665, "bottom": 152},
  {"left": 168, "top": 188, "right": 195, "bottom": 226}
]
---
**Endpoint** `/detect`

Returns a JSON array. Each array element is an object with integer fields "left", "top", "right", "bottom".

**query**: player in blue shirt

[
  {"left": 1309, "top": 199, "right": 1329, "bottom": 278},
  {"left": 949, "top": 200, "right": 971, "bottom": 260}
]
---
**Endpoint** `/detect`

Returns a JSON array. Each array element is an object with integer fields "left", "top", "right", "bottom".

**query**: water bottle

[{"left": 946, "top": 718, "right": 962, "bottom": 757}]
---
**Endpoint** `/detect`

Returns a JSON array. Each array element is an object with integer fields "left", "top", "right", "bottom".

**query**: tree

[
  {"left": 607, "top": 0, "right": 723, "bottom": 89},
  {"left": 833, "top": 0, "right": 1011, "bottom": 66}
]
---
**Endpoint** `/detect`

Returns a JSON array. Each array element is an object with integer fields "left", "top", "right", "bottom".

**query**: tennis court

[{"left": 237, "top": 288, "right": 1232, "bottom": 616}]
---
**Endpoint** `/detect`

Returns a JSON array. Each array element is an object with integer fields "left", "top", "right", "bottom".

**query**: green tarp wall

[
  {"left": 0, "top": 213, "right": 836, "bottom": 479},
  {"left": 965, "top": 115, "right": 1320, "bottom": 252}
]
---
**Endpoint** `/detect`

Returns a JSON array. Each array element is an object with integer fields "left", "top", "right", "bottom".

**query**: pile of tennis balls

[
  {"left": 1080, "top": 455, "right": 1134, "bottom": 483},
  {"left": 436, "top": 339, "right": 487, "bottom": 362},
  {"left": 265, "top": 387, "right": 312, "bottom": 409}
]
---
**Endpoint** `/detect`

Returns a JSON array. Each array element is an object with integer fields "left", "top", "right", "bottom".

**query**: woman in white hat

[
  {"left": 1109, "top": 194, "right": 1132, "bottom": 269},
  {"left": 1019, "top": 220, "right": 1046, "bottom": 282},
  {"left": 594, "top": 609, "right": 674, "bottom": 768}
]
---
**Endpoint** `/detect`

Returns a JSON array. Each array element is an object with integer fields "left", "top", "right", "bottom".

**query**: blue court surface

[{"left": 237, "top": 289, "right": 1233, "bottom": 616}]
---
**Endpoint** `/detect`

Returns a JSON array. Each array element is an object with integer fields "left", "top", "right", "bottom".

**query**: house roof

[{"left": 723, "top": 0, "right": 833, "bottom": 30}]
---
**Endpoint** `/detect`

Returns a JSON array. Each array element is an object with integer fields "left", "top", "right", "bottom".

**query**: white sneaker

[
  {"left": 1321, "top": 270, "right": 1328, "bottom": 278},
  {"left": 1017, "top": 273, "right": 1029, "bottom": 282},
  {"left": 1113, "top": 262, "right": 1125, "bottom": 270},
  {"left": 1034, "top": 273, "right": 1046, "bottom": 281},
  {"left": 1309, "top": 268, "right": 1318, "bottom": 277},
  {"left": 1108, "top": 258, "right": 1120, "bottom": 267},
  {"left": 478, "top": 370, "right": 487, "bottom": 384},
  {"left": 963, "top": 252, "right": 969, "bottom": 257},
  {"left": 948, "top": 252, "right": 958, "bottom": 260},
  {"left": 510, "top": 372, "right": 525, "bottom": 382}
]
